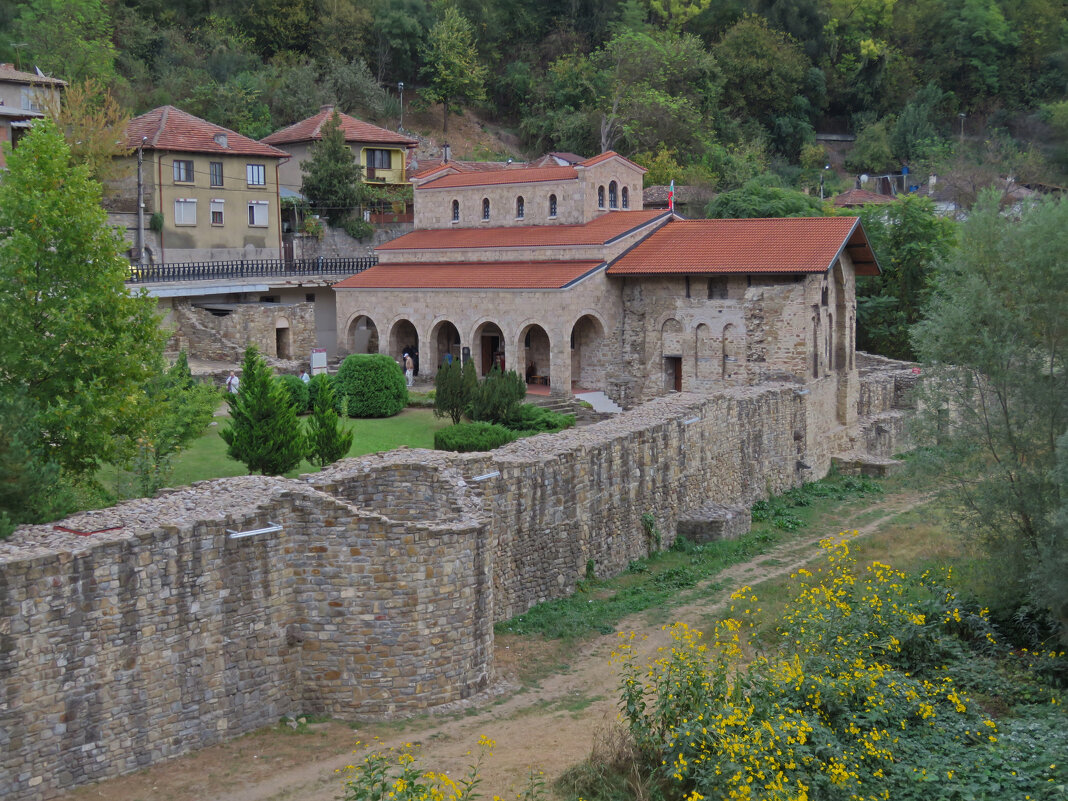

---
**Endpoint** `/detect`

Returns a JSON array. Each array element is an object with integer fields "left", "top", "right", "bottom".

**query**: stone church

[{"left": 334, "top": 152, "right": 878, "bottom": 412}]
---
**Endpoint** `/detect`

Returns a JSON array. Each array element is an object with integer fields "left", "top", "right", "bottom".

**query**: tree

[
  {"left": 468, "top": 367, "right": 526, "bottom": 425},
  {"left": 418, "top": 6, "right": 487, "bottom": 134},
  {"left": 911, "top": 191, "right": 1067, "bottom": 636},
  {"left": 45, "top": 78, "right": 132, "bottom": 185},
  {"left": 433, "top": 358, "right": 467, "bottom": 425},
  {"left": 14, "top": 0, "right": 116, "bottom": 83},
  {"left": 300, "top": 110, "right": 363, "bottom": 226},
  {"left": 220, "top": 347, "right": 306, "bottom": 475},
  {"left": 706, "top": 175, "right": 826, "bottom": 218},
  {"left": 305, "top": 374, "right": 354, "bottom": 468},
  {"left": 0, "top": 119, "right": 166, "bottom": 477},
  {"left": 854, "top": 195, "right": 957, "bottom": 360}
]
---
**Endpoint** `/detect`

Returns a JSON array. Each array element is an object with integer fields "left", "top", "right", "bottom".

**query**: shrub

[
  {"left": 334, "top": 353, "right": 407, "bottom": 418},
  {"left": 503, "top": 403, "right": 575, "bottom": 434},
  {"left": 277, "top": 374, "right": 310, "bottom": 413},
  {"left": 307, "top": 372, "right": 333, "bottom": 410},
  {"left": 434, "top": 421, "right": 517, "bottom": 452},
  {"left": 342, "top": 215, "right": 374, "bottom": 241},
  {"left": 434, "top": 357, "right": 467, "bottom": 423},
  {"left": 305, "top": 374, "right": 353, "bottom": 468},
  {"left": 468, "top": 367, "right": 526, "bottom": 424}
]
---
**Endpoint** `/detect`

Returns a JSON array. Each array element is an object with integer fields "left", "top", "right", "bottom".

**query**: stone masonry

[{"left": 0, "top": 360, "right": 917, "bottom": 801}]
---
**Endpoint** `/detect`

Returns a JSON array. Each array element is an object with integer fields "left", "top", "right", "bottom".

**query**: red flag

[{"left": 668, "top": 179, "right": 675, "bottom": 211}]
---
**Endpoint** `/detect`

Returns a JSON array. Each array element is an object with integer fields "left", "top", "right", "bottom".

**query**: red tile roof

[
  {"left": 334, "top": 260, "right": 605, "bottom": 290},
  {"left": 607, "top": 218, "right": 880, "bottom": 277},
  {"left": 261, "top": 107, "right": 418, "bottom": 147},
  {"left": 581, "top": 150, "right": 646, "bottom": 172},
  {"left": 833, "top": 188, "right": 894, "bottom": 207},
  {"left": 377, "top": 210, "right": 669, "bottom": 251},
  {"left": 126, "top": 106, "right": 287, "bottom": 158},
  {"left": 419, "top": 165, "right": 578, "bottom": 189},
  {"left": 0, "top": 63, "right": 66, "bottom": 86}
]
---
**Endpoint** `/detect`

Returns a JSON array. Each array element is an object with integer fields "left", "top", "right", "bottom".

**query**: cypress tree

[
  {"left": 220, "top": 346, "right": 306, "bottom": 475},
  {"left": 433, "top": 358, "right": 466, "bottom": 424},
  {"left": 305, "top": 374, "right": 354, "bottom": 468}
]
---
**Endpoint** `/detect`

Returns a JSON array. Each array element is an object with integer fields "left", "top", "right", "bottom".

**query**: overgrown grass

[{"left": 495, "top": 473, "right": 884, "bottom": 641}]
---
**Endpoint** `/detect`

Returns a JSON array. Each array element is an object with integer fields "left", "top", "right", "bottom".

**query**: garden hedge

[
  {"left": 434, "top": 422, "right": 518, "bottom": 452},
  {"left": 334, "top": 353, "right": 408, "bottom": 418}
]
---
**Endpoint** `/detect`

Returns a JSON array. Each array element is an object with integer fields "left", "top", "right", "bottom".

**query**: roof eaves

[
  {"left": 603, "top": 211, "right": 672, "bottom": 245},
  {"left": 561, "top": 261, "right": 607, "bottom": 289}
]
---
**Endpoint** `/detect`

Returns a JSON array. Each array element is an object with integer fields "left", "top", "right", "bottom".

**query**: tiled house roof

[
  {"left": 607, "top": 218, "right": 880, "bottom": 276},
  {"left": 0, "top": 63, "right": 66, "bottom": 87},
  {"left": 126, "top": 106, "right": 287, "bottom": 158},
  {"left": 418, "top": 165, "right": 578, "bottom": 189},
  {"left": 334, "top": 260, "right": 605, "bottom": 290},
  {"left": 261, "top": 106, "right": 418, "bottom": 147}
]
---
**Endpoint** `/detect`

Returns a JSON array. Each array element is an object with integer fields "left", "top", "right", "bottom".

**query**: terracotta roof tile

[
  {"left": 377, "top": 210, "right": 669, "bottom": 251},
  {"left": 607, "top": 218, "right": 880, "bottom": 277},
  {"left": 832, "top": 188, "right": 894, "bottom": 207},
  {"left": 334, "top": 260, "right": 604, "bottom": 290},
  {"left": 126, "top": 106, "right": 287, "bottom": 158},
  {"left": 261, "top": 107, "right": 417, "bottom": 147},
  {"left": 419, "top": 165, "right": 577, "bottom": 189},
  {"left": 0, "top": 63, "right": 66, "bottom": 86},
  {"left": 580, "top": 150, "right": 646, "bottom": 172}
]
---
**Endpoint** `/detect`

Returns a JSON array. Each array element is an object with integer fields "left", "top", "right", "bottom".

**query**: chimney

[
  {"left": 443, "top": 142, "right": 450, "bottom": 163},
  {"left": 320, "top": 104, "right": 335, "bottom": 114}
]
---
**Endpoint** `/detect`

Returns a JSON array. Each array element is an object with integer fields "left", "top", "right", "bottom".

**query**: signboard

[{"left": 310, "top": 348, "right": 328, "bottom": 375}]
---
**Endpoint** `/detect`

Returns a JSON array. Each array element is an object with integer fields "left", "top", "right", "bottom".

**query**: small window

[
  {"left": 173, "top": 160, "right": 194, "bottom": 183},
  {"left": 174, "top": 198, "right": 196, "bottom": 225},
  {"left": 20, "top": 87, "right": 42, "bottom": 112},
  {"left": 248, "top": 200, "right": 268, "bottom": 227},
  {"left": 209, "top": 161, "right": 223, "bottom": 187},
  {"left": 609, "top": 181, "right": 618, "bottom": 209},
  {"left": 246, "top": 163, "right": 266, "bottom": 186},
  {"left": 549, "top": 194, "right": 557, "bottom": 217},
  {"left": 621, "top": 186, "right": 629, "bottom": 209},
  {"left": 305, "top": 293, "right": 316, "bottom": 303},
  {"left": 597, "top": 186, "right": 605, "bottom": 208},
  {"left": 210, "top": 199, "right": 224, "bottom": 226},
  {"left": 516, "top": 196, "right": 524, "bottom": 219},
  {"left": 482, "top": 198, "right": 490, "bottom": 221},
  {"left": 708, "top": 277, "right": 728, "bottom": 300},
  {"left": 452, "top": 199, "right": 460, "bottom": 222},
  {"left": 685, "top": 276, "right": 691, "bottom": 298}
]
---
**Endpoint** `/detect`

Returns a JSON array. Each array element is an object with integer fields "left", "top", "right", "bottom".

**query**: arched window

[
  {"left": 621, "top": 186, "right": 629, "bottom": 209},
  {"left": 549, "top": 194, "right": 557, "bottom": 217},
  {"left": 597, "top": 186, "right": 605, "bottom": 208},
  {"left": 451, "top": 199, "right": 459, "bottom": 222},
  {"left": 482, "top": 198, "right": 490, "bottom": 221},
  {"left": 516, "top": 196, "right": 524, "bottom": 219},
  {"left": 609, "top": 181, "right": 618, "bottom": 209}
]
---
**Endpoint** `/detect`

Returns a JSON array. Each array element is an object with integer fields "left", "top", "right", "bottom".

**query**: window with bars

[
  {"left": 516, "top": 196, "right": 525, "bottom": 218},
  {"left": 482, "top": 198, "right": 490, "bottom": 220},
  {"left": 549, "top": 194, "right": 557, "bottom": 217},
  {"left": 622, "top": 186, "right": 629, "bottom": 209},
  {"left": 452, "top": 199, "right": 460, "bottom": 222},
  {"left": 609, "top": 181, "right": 618, "bottom": 209}
]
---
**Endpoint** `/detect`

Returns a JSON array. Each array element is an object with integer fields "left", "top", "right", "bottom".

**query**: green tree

[
  {"left": 433, "top": 358, "right": 467, "bottom": 424},
  {"left": 300, "top": 110, "right": 363, "bottom": 226},
  {"left": 45, "top": 78, "right": 132, "bottom": 185},
  {"left": 468, "top": 367, "right": 526, "bottom": 425},
  {"left": 334, "top": 353, "right": 408, "bottom": 417},
  {"left": 220, "top": 347, "right": 306, "bottom": 475},
  {"left": 890, "top": 83, "right": 948, "bottom": 164},
  {"left": 706, "top": 175, "right": 826, "bottom": 218},
  {"left": 853, "top": 195, "right": 956, "bottom": 360},
  {"left": 845, "top": 118, "right": 895, "bottom": 173},
  {"left": 305, "top": 374, "right": 354, "bottom": 468},
  {"left": 0, "top": 119, "right": 166, "bottom": 477},
  {"left": 418, "top": 6, "right": 487, "bottom": 133},
  {"left": 911, "top": 191, "right": 1067, "bottom": 635},
  {"left": 14, "top": 0, "right": 116, "bottom": 83}
]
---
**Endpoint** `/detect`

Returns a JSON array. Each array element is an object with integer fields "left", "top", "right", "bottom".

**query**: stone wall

[
  {"left": 168, "top": 299, "right": 317, "bottom": 362},
  {"left": 0, "top": 363, "right": 910, "bottom": 801}
]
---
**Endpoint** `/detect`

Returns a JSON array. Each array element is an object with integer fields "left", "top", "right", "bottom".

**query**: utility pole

[
  {"left": 136, "top": 136, "right": 147, "bottom": 265},
  {"left": 820, "top": 164, "right": 830, "bottom": 200},
  {"left": 398, "top": 82, "right": 404, "bottom": 132}
]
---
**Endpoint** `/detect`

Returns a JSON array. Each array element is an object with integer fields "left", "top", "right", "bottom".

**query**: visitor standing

[
  {"left": 226, "top": 371, "right": 240, "bottom": 393},
  {"left": 404, "top": 353, "right": 414, "bottom": 387},
  {"left": 300, "top": 369, "right": 310, "bottom": 383}
]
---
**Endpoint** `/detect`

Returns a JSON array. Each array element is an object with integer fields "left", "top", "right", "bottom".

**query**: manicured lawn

[{"left": 163, "top": 407, "right": 450, "bottom": 488}]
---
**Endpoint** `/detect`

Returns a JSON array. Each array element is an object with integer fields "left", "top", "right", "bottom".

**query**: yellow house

[
  {"left": 262, "top": 105, "right": 417, "bottom": 197},
  {"left": 122, "top": 106, "right": 288, "bottom": 263}
]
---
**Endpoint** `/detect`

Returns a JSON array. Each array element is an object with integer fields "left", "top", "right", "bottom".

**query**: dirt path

[{"left": 63, "top": 492, "right": 925, "bottom": 801}]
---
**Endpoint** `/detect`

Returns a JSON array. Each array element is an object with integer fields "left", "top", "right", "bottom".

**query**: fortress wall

[{"left": 0, "top": 361, "right": 911, "bottom": 800}]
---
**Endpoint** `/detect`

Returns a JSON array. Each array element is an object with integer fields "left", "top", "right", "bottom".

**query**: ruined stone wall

[
  {"left": 169, "top": 299, "right": 316, "bottom": 361},
  {"left": 0, "top": 364, "right": 909, "bottom": 801}
]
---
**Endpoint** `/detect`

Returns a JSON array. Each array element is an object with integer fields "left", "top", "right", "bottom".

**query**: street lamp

[
  {"left": 820, "top": 164, "right": 830, "bottom": 200},
  {"left": 136, "top": 136, "right": 147, "bottom": 266},
  {"left": 398, "top": 82, "right": 405, "bottom": 132},
  {"left": 958, "top": 112, "right": 966, "bottom": 144}
]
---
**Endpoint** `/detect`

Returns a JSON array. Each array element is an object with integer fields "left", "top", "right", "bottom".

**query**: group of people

[{"left": 225, "top": 369, "right": 310, "bottom": 394}]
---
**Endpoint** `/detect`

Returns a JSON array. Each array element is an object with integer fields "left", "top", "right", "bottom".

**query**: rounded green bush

[
  {"left": 276, "top": 374, "right": 310, "bottom": 413},
  {"left": 434, "top": 422, "right": 518, "bottom": 452},
  {"left": 334, "top": 353, "right": 408, "bottom": 418}
]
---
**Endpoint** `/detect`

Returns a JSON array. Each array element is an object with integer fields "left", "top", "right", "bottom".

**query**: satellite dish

[{"left": 859, "top": 174, "right": 870, "bottom": 184}]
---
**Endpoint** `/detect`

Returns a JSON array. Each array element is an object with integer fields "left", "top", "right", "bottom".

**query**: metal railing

[{"left": 127, "top": 256, "right": 378, "bottom": 284}]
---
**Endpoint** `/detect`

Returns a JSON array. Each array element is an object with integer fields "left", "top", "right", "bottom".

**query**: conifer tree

[
  {"left": 305, "top": 374, "right": 353, "bottom": 468},
  {"left": 433, "top": 358, "right": 466, "bottom": 424},
  {"left": 300, "top": 110, "right": 362, "bottom": 225},
  {"left": 460, "top": 356, "right": 479, "bottom": 416},
  {"left": 221, "top": 347, "right": 306, "bottom": 475}
]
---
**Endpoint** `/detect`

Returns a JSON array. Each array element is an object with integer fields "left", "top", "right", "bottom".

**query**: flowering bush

[{"left": 614, "top": 534, "right": 1066, "bottom": 801}]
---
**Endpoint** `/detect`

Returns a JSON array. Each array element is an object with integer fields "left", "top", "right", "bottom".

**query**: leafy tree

[
  {"left": 853, "top": 195, "right": 957, "bottom": 360},
  {"left": 433, "top": 358, "right": 467, "bottom": 424},
  {"left": 371, "top": 0, "right": 430, "bottom": 83},
  {"left": 305, "top": 374, "right": 354, "bottom": 468},
  {"left": 14, "top": 0, "right": 116, "bottom": 83},
  {"left": 845, "top": 118, "right": 895, "bottom": 173},
  {"left": 706, "top": 175, "right": 826, "bottom": 218},
  {"left": 0, "top": 119, "right": 166, "bottom": 477},
  {"left": 220, "top": 347, "right": 306, "bottom": 475},
  {"left": 643, "top": 0, "right": 712, "bottom": 33},
  {"left": 418, "top": 6, "right": 487, "bottom": 133},
  {"left": 468, "top": 367, "right": 526, "bottom": 425},
  {"left": 911, "top": 191, "right": 1067, "bottom": 636},
  {"left": 300, "top": 110, "right": 363, "bottom": 226},
  {"left": 323, "top": 56, "right": 390, "bottom": 118},
  {"left": 240, "top": 0, "right": 316, "bottom": 57},
  {"left": 44, "top": 78, "right": 132, "bottom": 185},
  {"left": 890, "top": 83, "right": 948, "bottom": 164}
]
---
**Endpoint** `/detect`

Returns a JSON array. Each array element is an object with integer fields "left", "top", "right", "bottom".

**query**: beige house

[
  {"left": 333, "top": 153, "right": 879, "bottom": 410},
  {"left": 262, "top": 106, "right": 417, "bottom": 199},
  {"left": 114, "top": 106, "right": 288, "bottom": 263},
  {"left": 0, "top": 63, "right": 65, "bottom": 169}
]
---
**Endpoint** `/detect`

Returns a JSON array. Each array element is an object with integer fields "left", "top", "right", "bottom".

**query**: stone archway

[
  {"left": 347, "top": 315, "right": 379, "bottom": 354},
  {"left": 430, "top": 320, "right": 462, "bottom": 373},
  {"left": 389, "top": 319, "right": 419, "bottom": 374},
  {"left": 570, "top": 314, "right": 606, "bottom": 391},
  {"left": 520, "top": 323, "right": 551, "bottom": 386},
  {"left": 473, "top": 321, "right": 505, "bottom": 376}
]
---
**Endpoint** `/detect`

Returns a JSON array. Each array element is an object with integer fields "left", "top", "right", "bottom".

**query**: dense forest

[{"left": 2, "top": 0, "right": 1067, "bottom": 191}]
